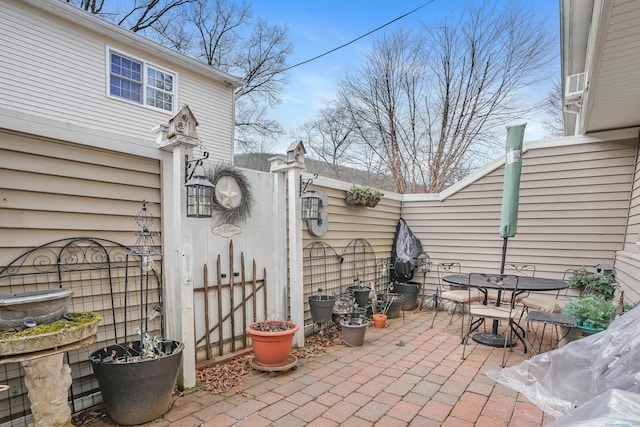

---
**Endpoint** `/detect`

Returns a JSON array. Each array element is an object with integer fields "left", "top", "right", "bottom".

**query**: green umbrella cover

[{"left": 500, "top": 124, "right": 526, "bottom": 239}]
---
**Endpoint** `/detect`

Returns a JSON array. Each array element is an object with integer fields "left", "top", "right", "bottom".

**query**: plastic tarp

[
  {"left": 486, "top": 306, "right": 640, "bottom": 420},
  {"left": 389, "top": 218, "right": 426, "bottom": 283},
  {"left": 546, "top": 389, "right": 640, "bottom": 426}
]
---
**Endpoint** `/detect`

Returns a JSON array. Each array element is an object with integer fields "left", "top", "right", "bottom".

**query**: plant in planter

[
  {"left": 562, "top": 295, "right": 616, "bottom": 330},
  {"left": 90, "top": 334, "right": 184, "bottom": 425},
  {"left": 345, "top": 185, "right": 383, "bottom": 207},
  {"left": 88, "top": 201, "right": 184, "bottom": 426},
  {"left": 246, "top": 320, "right": 299, "bottom": 367},
  {"left": 567, "top": 268, "right": 617, "bottom": 300}
]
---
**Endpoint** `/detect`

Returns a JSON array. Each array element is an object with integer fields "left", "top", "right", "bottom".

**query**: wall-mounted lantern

[
  {"left": 185, "top": 152, "right": 214, "bottom": 218},
  {"left": 301, "top": 191, "right": 322, "bottom": 220},
  {"left": 299, "top": 173, "right": 328, "bottom": 236}
]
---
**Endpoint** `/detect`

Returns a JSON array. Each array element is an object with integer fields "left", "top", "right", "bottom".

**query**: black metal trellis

[
  {"left": 303, "top": 242, "right": 343, "bottom": 294},
  {"left": 0, "top": 237, "right": 162, "bottom": 426},
  {"left": 302, "top": 239, "right": 385, "bottom": 329},
  {"left": 341, "top": 238, "right": 377, "bottom": 290}
]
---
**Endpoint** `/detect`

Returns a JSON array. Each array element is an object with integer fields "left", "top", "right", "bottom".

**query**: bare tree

[
  {"left": 335, "top": 2, "right": 554, "bottom": 193},
  {"left": 155, "top": 0, "right": 292, "bottom": 150},
  {"left": 297, "top": 106, "right": 359, "bottom": 179},
  {"left": 67, "top": 0, "right": 191, "bottom": 32},
  {"left": 543, "top": 79, "right": 564, "bottom": 138},
  {"left": 337, "top": 30, "right": 427, "bottom": 193}
]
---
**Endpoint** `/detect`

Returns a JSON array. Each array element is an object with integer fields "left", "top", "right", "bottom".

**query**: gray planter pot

[
  {"left": 309, "top": 295, "right": 336, "bottom": 324},
  {"left": 340, "top": 317, "right": 368, "bottom": 346},
  {"left": 90, "top": 340, "right": 183, "bottom": 425}
]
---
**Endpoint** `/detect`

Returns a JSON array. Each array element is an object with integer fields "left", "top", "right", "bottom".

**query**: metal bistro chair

[
  {"left": 462, "top": 273, "right": 521, "bottom": 367},
  {"left": 487, "top": 263, "right": 536, "bottom": 304},
  {"left": 430, "top": 263, "right": 483, "bottom": 338},
  {"left": 520, "top": 268, "right": 577, "bottom": 315},
  {"left": 521, "top": 268, "right": 581, "bottom": 353}
]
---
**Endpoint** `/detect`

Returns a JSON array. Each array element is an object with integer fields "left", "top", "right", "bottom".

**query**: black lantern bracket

[
  {"left": 185, "top": 151, "right": 210, "bottom": 183},
  {"left": 299, "top": 173, "right": 318, "bottom": 197}
]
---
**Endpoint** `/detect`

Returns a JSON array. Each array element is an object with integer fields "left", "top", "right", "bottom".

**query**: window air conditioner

[{"left": 565, "top": 73, "right": 585, "bottom": 101}]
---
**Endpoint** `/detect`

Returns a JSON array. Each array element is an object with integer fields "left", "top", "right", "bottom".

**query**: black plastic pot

[
  {"left": 90, "top": 340, "right": 183, "bottom": 426},
  {"left": 377, "top": 293, "right": 404, "bottom": 318},
  {"left": 389, "top": 282, "right": 421, "bottom": 310},
  {"left": 346, "top": 285, "right": 371, "bottom": 308},
  {"left": 309, "top": 295, "right": 337, "bottom": 323}
]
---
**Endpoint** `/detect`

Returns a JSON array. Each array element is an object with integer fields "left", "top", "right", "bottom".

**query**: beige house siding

[
  {"left": 0, "top": 130, "right": 163, "bottom": 419},
  {"left": 0, "top": 130, "right": 162, "bottom": 262},
  {"left": 302, "top": 180, "right": 401, "bottom": 257},
  {"left": 403, "top": 136, "right": 637, "bottom": 292},
  {"left": 300, "top": 177, "right": 402, "bottom": 328},
  {"left": 612, "top": 131, "right": 640, "bottom": 302},
  {"left": 0, "top": 0, "right": 237, "bottom": 162}
]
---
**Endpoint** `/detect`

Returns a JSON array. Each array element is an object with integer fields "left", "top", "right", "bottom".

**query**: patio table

[{"left": 443, "top": 274, "right": 569, "bottom": 349}]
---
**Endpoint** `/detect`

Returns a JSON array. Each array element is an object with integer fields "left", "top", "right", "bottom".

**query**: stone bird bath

[{"left": 0, "top": 289, "right": 100, "bottom": 427}]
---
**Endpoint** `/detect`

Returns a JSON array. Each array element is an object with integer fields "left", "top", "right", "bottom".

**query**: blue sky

[{"left": 250, "top": 0, "right": 561, "bottom": 151}]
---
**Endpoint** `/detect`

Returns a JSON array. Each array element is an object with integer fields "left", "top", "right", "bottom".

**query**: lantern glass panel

[
  {"left": 301, "top": 194, "right": 320, "bottom": 220},
  {"left": 186, "top": 176, "right": 214, "bottom": 218}
]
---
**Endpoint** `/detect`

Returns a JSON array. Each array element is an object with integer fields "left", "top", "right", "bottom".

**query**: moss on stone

[{"left": 0, "top": 312, "right": 101, "bottom": 343}]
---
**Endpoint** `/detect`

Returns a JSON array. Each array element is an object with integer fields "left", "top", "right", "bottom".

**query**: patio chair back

[
  {"left": 437, "top": 262, "right": 462, "bottom": 290},
  {"left": 462, "top": 273, "right": 521, "bottom": 367},
  {"left": 505, "top": 263, "right": 536, "bottom": 277}
]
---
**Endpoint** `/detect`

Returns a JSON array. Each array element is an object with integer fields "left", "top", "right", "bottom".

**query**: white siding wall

[{"left": 0, "top": 0, "right": 236, "bottom": 161}]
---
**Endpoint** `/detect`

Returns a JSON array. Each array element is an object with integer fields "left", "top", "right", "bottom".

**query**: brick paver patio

[{"left": 85, "top": 309, "right": 557, "bottom": 426}]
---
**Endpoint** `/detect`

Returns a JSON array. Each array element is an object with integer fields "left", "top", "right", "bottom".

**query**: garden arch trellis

[
  {"left": 302, "top": 238, "right": 392, "bottom": 331},
  {"left": 0, "top": 237, "right": 162, "bottom": 426}
]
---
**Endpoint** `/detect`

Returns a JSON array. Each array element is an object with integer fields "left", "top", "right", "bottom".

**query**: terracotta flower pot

[
  {"left": 372, "top": 313, "right": 387, "bottom": 328},
  {"left": 247, "top": 320, "right": 299, "bottom": 367}
]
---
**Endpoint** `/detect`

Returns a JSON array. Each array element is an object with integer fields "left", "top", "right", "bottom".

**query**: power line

[{"left": 281, "top": 0, "right": 435, "bottom": 72}]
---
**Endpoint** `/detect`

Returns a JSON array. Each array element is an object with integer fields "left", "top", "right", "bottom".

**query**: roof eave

[{"left": 21, "top": 0, "right": 245, "bottom": 89}]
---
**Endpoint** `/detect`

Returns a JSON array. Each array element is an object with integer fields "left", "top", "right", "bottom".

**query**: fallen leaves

[
  {"left": 196, "top": 324, "right": 343, "bottom": 394},
  {"left": 71, "top": 409, "right": 105, "bottom": 426},
  {"left": 196, "top": 354, "right": 253, "bottom": 394},
  {"left": 291, "top": 324, "right": 342, "bottom": 359}
]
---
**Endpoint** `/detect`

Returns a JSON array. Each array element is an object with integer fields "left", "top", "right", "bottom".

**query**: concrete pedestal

[
  {"left": 0, "top": 314, "right": 99, "bottom": 426},
  {"left": 22, "top": 353, "right": 73, "bottom": 427}
]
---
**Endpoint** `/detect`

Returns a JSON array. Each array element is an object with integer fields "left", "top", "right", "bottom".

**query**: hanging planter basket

[{"left": 345, "top": 185, "right": 383, "bottom": 208}]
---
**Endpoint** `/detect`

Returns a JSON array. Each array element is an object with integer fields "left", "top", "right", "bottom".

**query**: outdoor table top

[
  {"left": 443, "top": 274, "right": 569, "bottom": 351},
  {"left": 526, "top": 311, "right": 577, "bottom": 328},
  {"left": 443, "top": 274, "right": 569, "bottom": 292}
]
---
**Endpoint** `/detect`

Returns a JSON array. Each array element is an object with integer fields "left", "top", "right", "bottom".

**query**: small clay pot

[{"left": 372, "top": 313, "right": 387, "bottom": 328}]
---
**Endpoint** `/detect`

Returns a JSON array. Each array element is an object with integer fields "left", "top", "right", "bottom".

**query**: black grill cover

[{"left": 390, "top": 218, "right": 427, "bottom": 282}]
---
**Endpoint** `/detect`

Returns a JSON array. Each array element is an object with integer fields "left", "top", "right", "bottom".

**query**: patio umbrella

[{"left": 499, "top": 124, "right": 526, "bottom": 274}]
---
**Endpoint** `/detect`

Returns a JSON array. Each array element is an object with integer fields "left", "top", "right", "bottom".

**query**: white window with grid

[{"left": 108, "top": 49, "right": 175, "bottom": 113}]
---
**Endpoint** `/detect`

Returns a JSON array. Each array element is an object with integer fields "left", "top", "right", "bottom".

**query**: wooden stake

[
  {"left": 216, "top": 255, "right": 223, "bottom": 356},
  {"left": 203, "top": 264, "right": 211, "bottom": 360},
  {"left": 241, "top": 252, "right": 247, "bottom": 347},
  {"left": 229, "top": 240, "right": 235, "bottom": 352}
]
